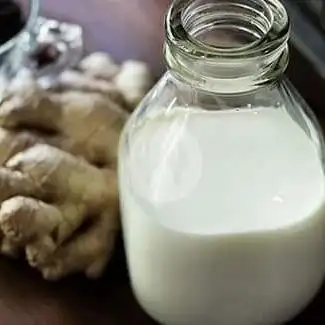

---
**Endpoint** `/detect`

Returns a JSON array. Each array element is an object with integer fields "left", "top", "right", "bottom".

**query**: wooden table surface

[{"left": 0, "top": 0, "right": 324, "bottom": 324}]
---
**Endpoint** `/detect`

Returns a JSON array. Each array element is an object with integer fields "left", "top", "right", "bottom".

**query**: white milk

[{"left": 119, "top": 106, "right": 325, "bottom": 325}]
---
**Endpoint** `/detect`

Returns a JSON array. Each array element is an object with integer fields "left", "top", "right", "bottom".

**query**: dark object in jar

[
  {"left": 0, "top": 0, "right": 25, "bottom": 46},
  {"left": 29, "top": 43, "right": 61, "bottom": 69}
]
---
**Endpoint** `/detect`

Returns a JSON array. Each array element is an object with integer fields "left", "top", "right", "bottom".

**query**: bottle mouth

[
  {"left": 182, "top": 0, "right": 273, "bottom": 52},
  {"left": 166, "top": 0, "right": 289, "bottom": 59},
  {"left": 164, "top": 0, "right": 290, "bottom": 92}
]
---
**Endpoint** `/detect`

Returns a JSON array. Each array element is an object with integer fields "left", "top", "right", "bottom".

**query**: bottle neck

[{"left": 164, "top": 0, "right": 290, "bottom": 94}]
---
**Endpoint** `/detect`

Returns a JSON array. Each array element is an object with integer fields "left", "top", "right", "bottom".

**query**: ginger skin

[
  {"left": 0, "top": 52, "right": 154, "bottom": 281},
  {"left": 0, "top": 79, "right": 128, "bottom": 167},
  {"left": 0, "top": 144, "right": 119, "bottom": 280},
  {"left": 114, "top": 60, "right": 154, "bottom": 108},
  {"left": 78, "top": 52, "right": 120, "bottom": 80},
  {"left": 55, "top": 70, "right": 128, "bottom": 109},
  {"left": 0, "top": 80, "right": 122, "bottom": 280},
  {"left": 79, "top": 53, "right": 154, "bottom": 111}
]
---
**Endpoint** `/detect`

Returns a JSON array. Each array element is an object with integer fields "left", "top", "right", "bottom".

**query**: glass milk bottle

[{"left": 118, "top": 0, "right": 325, "bottom": 324}]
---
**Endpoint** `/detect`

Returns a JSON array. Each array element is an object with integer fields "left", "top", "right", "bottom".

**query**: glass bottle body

[{"left": 119, "top": 1, "right": 325, "bottom": 324}]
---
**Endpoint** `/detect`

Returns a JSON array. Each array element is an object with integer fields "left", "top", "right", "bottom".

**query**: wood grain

[{"left": 0, "top": 0, "right": 323, "bottom": 324}]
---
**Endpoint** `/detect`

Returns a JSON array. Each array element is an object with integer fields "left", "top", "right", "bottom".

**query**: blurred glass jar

[
  {"left": 119, "top": 0, "right": 325, "bottom": 325},
  {"left": 0, "top": 0, "right": 83, "bottom": 96}
]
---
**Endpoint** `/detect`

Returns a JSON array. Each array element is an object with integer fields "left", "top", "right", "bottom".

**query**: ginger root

[
  {"left": 79, "top": 53, "right": 154, "bottom": 111},
  {"left": 0, "top": 144, "right": 119, "bottom": 280},
  {"left": 114, "top": 60, "right": 154, "bottom": 108},
  {"left": 79, "top": 52, "right": 120, "bottom": 80},
  {"left": 55, "top": 70, "right": 128, "bottom": 108},
  {"left": 0, "top": 51, "right": 154, "bottom": 280},
  {"left": 0, "top": 80, "right": 128, "bottom": 167},
  {"left": 0, "top": 89, "right": 121, "bottom": 280}
]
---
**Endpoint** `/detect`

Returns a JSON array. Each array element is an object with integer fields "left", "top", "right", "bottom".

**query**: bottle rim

[
  {"left": 164, "top": 0, "right": 291, "bottom": 93},
  {"left": 165, "top": 0, "right": 290, "bottom": 61}
]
